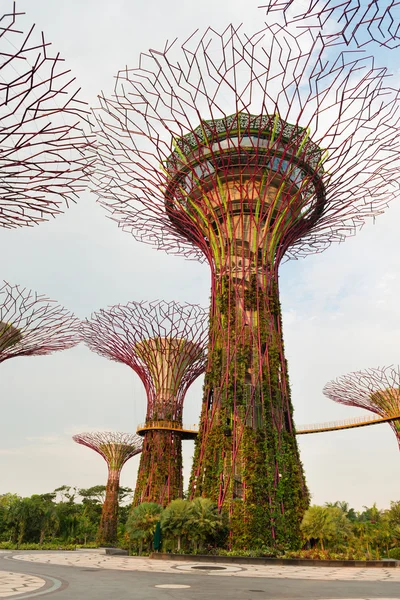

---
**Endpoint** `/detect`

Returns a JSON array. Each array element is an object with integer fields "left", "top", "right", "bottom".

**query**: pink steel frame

[
  {"left": 89, "top": 22, "right": 400, "bottom": 544},
  {"left": 81, "top": 300, "right": 208, "bottom": 506},
  {"left": 0, "top": 2, "right": 93, "bottom": 228},
  {"left": 0, "top": 281, "right": 80, "bottom": 361},
  {"left": 262, "top": 1, "right": 400, "bottom": 48},
  {"left": 324, "top": 365, "right": 400, "bottom": 449},
  {"left": 73, "top": 431, "right": 142, "bottom": 545}
]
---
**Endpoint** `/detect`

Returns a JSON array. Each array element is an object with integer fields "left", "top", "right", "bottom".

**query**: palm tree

[
  {"left": 188, "top": 498, "right": 222, "bottom": 552},
  {"left": 126, "top": 502, "right": 162, "bottom": 554},
  {"left": 301, "top": 505, "right": 352, "bottom": 551},
  {"left": 160, "top": 499, "right": 191, "bottom": 551}
]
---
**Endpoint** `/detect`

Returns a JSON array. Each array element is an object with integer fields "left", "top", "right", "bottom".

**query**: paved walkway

[
  {"left": 0, "top": 570, "right": 45, "bottom": 598},
  {"left": 13, "top": 551, "right": 400, "bottom": 582}
]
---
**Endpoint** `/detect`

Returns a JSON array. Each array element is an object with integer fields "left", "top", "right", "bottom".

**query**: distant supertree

[
  {"left": 0, "top": 281, "right": 79, "bottom": 361},
  {"left": 91, "top": 23, "right": 400, "bottom": 547},
  {"left": 73, "top": 432, "right": 142, "bottom": 546},
  {"left": 323, "top": 366, "right": 400, "bottom": 449},
  {"left": 82, "top": 301, "right": 208, "bottom": 506},
  {"left": 0, "top": 2, "right": 93, "bottom": 228},
  {"left": 261, "top": 0, "right": 400, "bottom": 48}
]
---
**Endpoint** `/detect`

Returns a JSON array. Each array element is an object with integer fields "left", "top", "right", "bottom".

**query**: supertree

[
  {"left": 261, "top": 0, "right": 400, "bottom": 48},
  {"left": 323, "top": 366, "right": 400, "bottom": 449},
  {"left": 90, "top": 23, "right": 400, "bottom": 547},
  {"left": 0, "top": 281, "right": 80, "bottom": 360},
  {"left": 73, "top": 432, "right": 142, "bottom": 546},
  {"left": 0, "top": 2, "right": 93, "bottom": 228},
  {"left": 81, "top": 301, "right": 208, "bottom": 507}
]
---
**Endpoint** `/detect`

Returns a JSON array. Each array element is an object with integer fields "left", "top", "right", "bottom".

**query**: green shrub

[
  {"left": 284, "top": 548, "right": 368, "bottom": 560},
  {"left": 0, "top": 542, "right": 76, "bottom": 551},
  {"left": 388, "top": 547, "right": 400, "bottom": 560}
]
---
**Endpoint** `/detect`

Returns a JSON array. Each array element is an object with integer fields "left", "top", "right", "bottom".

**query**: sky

[{"left": 0, "top": 0, "right": 399, "bottom": 511}]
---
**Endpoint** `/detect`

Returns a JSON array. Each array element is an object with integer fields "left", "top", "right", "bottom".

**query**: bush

[
  {"left": 0, "top": 542, "right": 76, "bottom": 551},
  {"left": 284, "top": 548, "right": 368, "bottom": 560},
  {"left": 388, "top": 547, "right": 400, "bottom": 560}
]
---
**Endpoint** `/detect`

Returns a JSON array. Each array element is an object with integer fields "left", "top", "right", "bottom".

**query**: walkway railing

[
  {"left": 136, "top": 412, "right": 400, "bottom": 436},
  {"left": 136, "top": 421, "right": 198, "bottom": 432},
  {"left": 296, "top": 412, "right": 400, "bottom": 435}
]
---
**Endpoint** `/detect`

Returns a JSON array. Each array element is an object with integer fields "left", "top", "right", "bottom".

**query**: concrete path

[
  {"left": 1, "top": 551, "right": 399, "bottom": 600},
  {"left": 12, "top": 551, "right": 400, "bottom": 581}
]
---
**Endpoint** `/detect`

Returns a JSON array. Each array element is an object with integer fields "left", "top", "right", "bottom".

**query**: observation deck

[
  {"left": 137, "top": 412, "right": 400, "bottom": 438},
  {"left": 136, "top": 421, "right": 198, "bottom": 440}
]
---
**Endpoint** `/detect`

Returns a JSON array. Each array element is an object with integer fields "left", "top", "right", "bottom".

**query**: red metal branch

[
  {"left": 73, "top": 431, "right": 142, "bottom": 545},
  {"left": 81, "top": 300, "right": 208, "bottom": 420},
  {"left": 323, "top": 365, "right": 400, "bottom": 448},
  {"left": 0, "top": 281, "right": 80, "bottom": 361},
  {"left": 91, "top": 23, "right": 400, "bottom": 262},
  {"left": 72, "top": 431, "right": 143, "bottom": 469},
  {"left": 0, "top": 2, "right": 94, "bottom": 228},
  {"left": 81, "top": 301, "right": 208, "bottom": 506},
  {"left": 261, "top": 1, "right": 400, "bottom": 48}
]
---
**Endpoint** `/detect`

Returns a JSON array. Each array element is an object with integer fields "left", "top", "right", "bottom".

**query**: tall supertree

[
  {"left": 262, "top": 0, "right": 400, "bottom": 48},
  {"left": 73, "top": 432, "right": 142, "bottom": 546},
  {"left": 91, "top": 23, "right": 400, "bottom": 547},
  {"left": 323, "top": 366, "right": 400, "bottom": 449},
  {"left": 0, "top": 281, "right": 79, "bottom": 360},
  {"left": 81, "top": 301, "right": 208, "bottom": 507},
  {"left": 0, "top": 2, "right": 93, "bottom": 228}
]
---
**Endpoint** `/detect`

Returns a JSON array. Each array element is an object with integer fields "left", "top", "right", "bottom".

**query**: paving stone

[
  {"left": 12, "top": 552, "right": 400, "bottom": 582},
  {"left": 0, "top": 571, "right": 45, "bottom": 597}
]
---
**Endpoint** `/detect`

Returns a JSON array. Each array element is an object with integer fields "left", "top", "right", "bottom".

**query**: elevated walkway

[
  {"left": 137, "top": 412, "right": 400, "bottom": 438},
  {"left": 136, "top": 421, "right": 198, "bottom": 440},
  {"left": 296, "top": 412, "right": 400, "bottom": 435}
]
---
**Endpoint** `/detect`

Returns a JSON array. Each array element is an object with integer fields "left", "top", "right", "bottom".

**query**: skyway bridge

[{"left": 137, "top": 412, "right": 400, "bottom": 438}]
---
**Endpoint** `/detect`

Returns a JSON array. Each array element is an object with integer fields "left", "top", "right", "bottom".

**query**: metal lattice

[
  {"left": 73, "top": 431, "right": 142, "bottom": 545},
  {"left": 89, "top": 22, "right": 400, "bottom": 547},
  {"left": 323, "top": 366, "right": 400, "bottom": 449},
  {"left": 261, "top": 1, "right": 400, "bottom": 48},
  {"left": 0, "top": 2, "right": 94, "bottom": 228},
  {"left": 82, "top": 300, "right": 208, "bottom": 507},
  {"left": 0, "top": 281, "right": 80, "bottom": 361}
]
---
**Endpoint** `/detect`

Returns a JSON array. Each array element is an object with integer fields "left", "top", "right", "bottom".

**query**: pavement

[
  {"left": 0, "top": 570, "right": 45, "bottom": 598},
  {"left": 0, "top": 551, "right": 399, "bottom": 599}
]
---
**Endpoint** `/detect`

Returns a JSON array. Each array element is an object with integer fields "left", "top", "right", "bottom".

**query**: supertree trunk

[
  {"left": 81, "top": 302, "right": 208, "bottom": 508},
  {"left": 134, "top": 430, "right": 183, "bottom": 505},
  {"left": 189, "top": 220, "right": 308, "bottom": 545},
  {"left": 73, "top": 432, "right": 142, "bottom": 547},
  {"left": 90, "top": 23, "right": 400, "bottom": 548},
  {"left": 98, "top": 468, "right": 121, "bottom": 546}
]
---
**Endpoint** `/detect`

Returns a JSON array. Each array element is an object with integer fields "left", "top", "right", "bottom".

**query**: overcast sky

[{"left": 0, "top": 0, "right": 399, "bottom": 511}]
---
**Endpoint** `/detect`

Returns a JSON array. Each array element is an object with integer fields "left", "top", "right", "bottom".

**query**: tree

[
  {"left": 188, "top": 498, "right": 223, "bottom": 552},
  {"left": 160, "top": 499, "right": 192, "bottom": 551},
  {"left": 126, "top": 503, "right": 162, "bottom": 554},
  {"left": 301, "top": 505, "right": 352, "bottom": 550},
  {"left": 325, "top": 501, "right": 357, "bottom": 522}
]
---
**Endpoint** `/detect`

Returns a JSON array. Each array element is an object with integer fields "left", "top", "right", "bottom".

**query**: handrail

[
  {"left": 136, "top": 421, "right": 198, "bottom": 432},
  {"left": 296, "top": 412, "right": 400, "bottom": 434},
  {"left": 136, "top": 412, "right": 400, "bottom": 436}
]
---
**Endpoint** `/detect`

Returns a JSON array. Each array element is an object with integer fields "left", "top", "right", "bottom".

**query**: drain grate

[{"left": 191, "top": 565, "right": 227, "bottom": 571}]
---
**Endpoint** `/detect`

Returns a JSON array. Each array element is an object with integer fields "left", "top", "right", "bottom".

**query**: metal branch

[
  {"left": 73, "top": 431, "right": 142, "bottom": 545},
  {"left": 0, "top": 2, "right": 94, "bottom": 228},
  {"left": 261, "top": 1, "right": 400, "bottom": 48},
  {"left": 91, "top": 23, "right": 400, "bottom": 262},
  {"left": 323, "top": 365, "right": 400, "bottom": 448},
  {"left": 0, "top": 281, "right": 80, "bottom": 361},
  {"left": 81, "top": 300, "right": 208, "bottom": 506}
]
